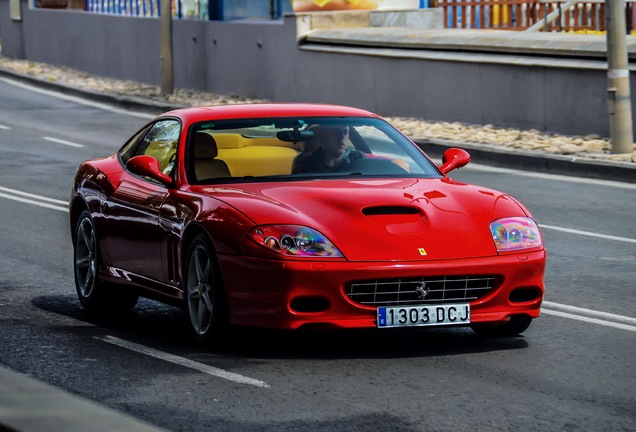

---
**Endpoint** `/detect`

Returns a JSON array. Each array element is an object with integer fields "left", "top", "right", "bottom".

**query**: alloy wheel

[
  {"left": 186, "top": 243, "right": 214, "bottom": 336},
  {"left": 75, "top": 216, "right": 97, "bottom": 299}
]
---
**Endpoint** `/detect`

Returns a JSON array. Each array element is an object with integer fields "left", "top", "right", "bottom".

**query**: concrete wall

[{"left": 0, "top": 0, "right": 625, "bottom": 137}]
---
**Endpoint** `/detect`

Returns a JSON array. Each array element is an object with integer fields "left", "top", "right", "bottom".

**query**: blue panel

[{"left": 222, "top": 0, "right": 289, "bottom": 20}]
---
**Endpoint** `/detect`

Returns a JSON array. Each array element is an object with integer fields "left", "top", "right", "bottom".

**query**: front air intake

[
  {"left": 509, "top": 287, "right": 541, "bottom": 303},
  {"left": 290, "top": 296, "right": 330, "bottom": 313}
]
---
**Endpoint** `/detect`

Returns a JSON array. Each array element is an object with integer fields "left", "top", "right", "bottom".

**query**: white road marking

[
  {"left": 97, "top": 335, "right": 270, "bottom": 388},
  {"left": 1, "top": 77, "right": 155, "bottom": 119},
  {"left": 0, "top": 186, "right": 67, "bottom": 204},
  {"left": 0, "top": 186, "right": 68, "bottom": 212},
  {"left": 600, "top": 255, "right": 636, "bottom": 261},
  {"left": 43, "top": 136, "right": 84, "bottom": 148},
  {"left": 0, "top": 191, "right": 68, "bottom": 212},
  {"left": 541, "top": 309, "right": 636, "bottom": 333},
  {"left": 540, "top": 224, "right": 636, "bottom": 244},
  {"left": 542, "top": 300, "right": 636, "bottom": 332},
  {"left": 543, "top": 301, "right": 636, "bottom": 325},
  {"left": 0, "top": 124, "right": 10, "bottom": 130}
]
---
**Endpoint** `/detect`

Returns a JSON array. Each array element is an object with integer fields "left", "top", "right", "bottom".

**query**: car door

[{"left": 103, "top": 119, "right": 180, "bottom": 286}]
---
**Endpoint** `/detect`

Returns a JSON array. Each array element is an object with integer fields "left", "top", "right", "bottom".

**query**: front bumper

[{"left": 218, "top": 250, "right": 546, "bottom": 329}]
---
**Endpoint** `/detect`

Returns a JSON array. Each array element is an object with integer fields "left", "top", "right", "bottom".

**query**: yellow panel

[
  {"left": 201, "top": 133, "right": 301, "bottom": 176},
  {"left": 212, "top": 134, "right": 245, "bottom": 149},
  {"left": 212, "top": 133, "right": 296, "bottom": 150},
  {"left": 218, "top": 146, "right": 298, "bottom": 177}
]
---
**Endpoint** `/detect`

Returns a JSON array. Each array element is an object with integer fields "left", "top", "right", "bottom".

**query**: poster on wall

[
  {"left": 292, "top": 0, "right": 379, "bottom": 12},
  {"left": 292, "top": 0, "right": 420, "bottom": 12}
]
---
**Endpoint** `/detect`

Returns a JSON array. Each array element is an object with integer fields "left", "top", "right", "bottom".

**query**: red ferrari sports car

[{"left": 70, "top": 103, "right": 545, "bottom": 343}]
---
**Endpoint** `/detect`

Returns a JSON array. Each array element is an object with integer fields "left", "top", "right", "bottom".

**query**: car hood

[{"left": 199, "top": 178, "right": 528, "bottom": 261}]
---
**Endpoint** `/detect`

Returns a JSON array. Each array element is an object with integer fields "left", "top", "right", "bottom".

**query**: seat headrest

[
  {"left": 300, "top": 125, "right": 322, "bottom": 152},
  {"left": 193, "top": 132, "right": 218, "bottom": 159}
]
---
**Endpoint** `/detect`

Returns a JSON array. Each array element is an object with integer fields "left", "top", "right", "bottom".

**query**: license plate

[{"left": 377, "top": 304, "right": 470, "bottom": 328}]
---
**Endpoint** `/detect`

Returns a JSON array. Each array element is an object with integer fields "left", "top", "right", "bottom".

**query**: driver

[{"left": 292, "top": 125, "right": 368, "bottom": 174}]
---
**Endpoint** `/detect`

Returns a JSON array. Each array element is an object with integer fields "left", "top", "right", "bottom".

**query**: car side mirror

[
  {"left": 438, "top": 148, "right": 471, "bottom": 175},
  {"left": 127, "top": 155, "right": 173, "bottom": 186}
]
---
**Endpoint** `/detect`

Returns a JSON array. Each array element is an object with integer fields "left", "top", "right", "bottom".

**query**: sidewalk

[{"left": 0, "top": 366, "right": 165, "bottom": 432}]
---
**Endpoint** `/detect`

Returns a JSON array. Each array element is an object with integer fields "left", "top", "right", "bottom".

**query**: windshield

[{"left": 187, "top": 116, "right": 441, "bottom": 184}]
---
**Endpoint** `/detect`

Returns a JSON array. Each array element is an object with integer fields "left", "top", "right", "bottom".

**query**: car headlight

[
  {"left": 248, "top": 225, "right": 344, "bottom": 258},
  {"left": 490, "top": 217, "right": 542, "bottom": 252}
]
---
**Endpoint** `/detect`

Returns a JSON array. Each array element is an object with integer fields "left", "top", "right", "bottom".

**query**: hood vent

[{"left": 362, "top": 206, "right": 419, "bottom": 216}]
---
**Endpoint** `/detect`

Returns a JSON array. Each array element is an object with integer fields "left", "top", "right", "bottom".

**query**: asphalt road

[{"left": 0, "top": 77, "right": 635, "bottom": 432}]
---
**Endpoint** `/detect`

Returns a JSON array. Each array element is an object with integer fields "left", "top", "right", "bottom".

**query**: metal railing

[
  {"left": 434, "top": 0, "right": 542, "bottom": 29},
  {"left": 536, "top": 0, "right": 606, "bottom": 31},
  {"left": 433, "top": 0, "right": 636, "bottom": 32},
  {"left": 38, "top": 0, "right": 293, "bottom": 19},
  {"left": 86, "top": 0, "right": 160, "bottom": 16}
]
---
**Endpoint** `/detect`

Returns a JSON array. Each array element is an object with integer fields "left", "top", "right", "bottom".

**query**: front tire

[
  {"left": 73, "top": 210, "right": 138, "bottom": 312},
  {"left": 184, "top": 234, "right": 228, "bottom": 344},
  {"left": 470, "top": 315, "right": 533, "bottom": 337}
]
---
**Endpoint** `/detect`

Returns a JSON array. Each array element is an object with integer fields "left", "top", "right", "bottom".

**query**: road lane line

[
  {"left": 541, "top": 309, "right": 636, "bottom": 333},
  {"left": 540, "top": 224, "right": 636, "bottom": 244},
  {"left": 97, "top": 335, "right": 270, "bottom": 388},
  {"left": 0, "top": 125, "right": 10, "bottom": 130},
  {"left": 0, "top": 186, "right": 68, "bottom": 205},
  {"left": 0, "top": 186, "right": 68, "bottom": 212},
  {"left": 43, "top": 136, "right": 84, "bottom": 148},
  {"left": 543, "top": 301, "right": 636, "bottom": 325}
]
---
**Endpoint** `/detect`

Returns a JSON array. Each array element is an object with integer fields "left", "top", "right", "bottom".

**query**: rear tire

[
  {"left": 470, "top": 315, "right": 532, "bottom": 337},
  {"left": 73, "top": 210, "right": 138, "bottom": 312},
  {"left": 184, "top": 234, "right": 228, "bottom": 344}
]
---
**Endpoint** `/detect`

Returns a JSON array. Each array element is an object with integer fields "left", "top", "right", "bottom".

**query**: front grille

[{"left": 345, "top": 275, "right": 497, "bottom": 307}]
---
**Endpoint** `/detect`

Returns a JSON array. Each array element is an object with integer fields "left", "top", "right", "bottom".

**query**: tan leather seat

[{"left": 193, "top": 132, "right": 231, "bottom": 180}]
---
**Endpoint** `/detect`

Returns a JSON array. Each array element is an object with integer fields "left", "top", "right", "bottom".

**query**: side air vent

[{"left": 362, "top": 206, "right": 419, "bottom": 216}]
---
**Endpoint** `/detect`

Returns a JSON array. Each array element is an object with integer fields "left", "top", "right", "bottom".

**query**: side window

[
  {"left": 120, "top": 125, "right": 152, "bottom": 165},
  {"left": 120, "top": 120, "right": 181, "bottom": 176}
]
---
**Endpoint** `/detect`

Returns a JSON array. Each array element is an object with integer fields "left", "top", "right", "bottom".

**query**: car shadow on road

[{"left": 32, "top": 294, "right": 530, "bottom": 360}]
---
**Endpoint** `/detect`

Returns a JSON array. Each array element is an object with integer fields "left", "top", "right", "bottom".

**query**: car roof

[{"left": 160, "top": 103, "right": 380, "bottom": 123}]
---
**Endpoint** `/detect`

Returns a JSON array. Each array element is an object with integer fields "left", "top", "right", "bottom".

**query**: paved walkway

[
  {"left": 0, "top": 366, "right": 165, "bottom": 432},
  {"left": 303, "top": 27, "right": 636, "bottom": 58}
]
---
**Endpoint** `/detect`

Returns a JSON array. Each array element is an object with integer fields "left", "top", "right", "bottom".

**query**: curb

[
  {"left": 0, "top": 68, "right": 179, "bottom": 115},
  {"left": 1, "top": 66, "right": 634, "bottom": 184}
]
